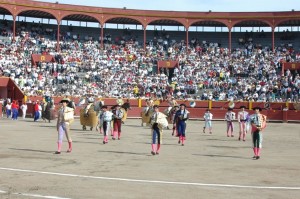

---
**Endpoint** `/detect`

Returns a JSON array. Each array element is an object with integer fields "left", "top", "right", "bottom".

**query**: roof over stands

[
  {"left": 0, "top": 0, "right": 300, "bottom": 27},
  {"left": 18, "top": 10, "right": 56, "bottom": 19},
  {"left": 0, "top": 7, "right": 11, "bottom": 15},
  {"left": 106, "top": 18, "right": 141, "bottom": 25}
]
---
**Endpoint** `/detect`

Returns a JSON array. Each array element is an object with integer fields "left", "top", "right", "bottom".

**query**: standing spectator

[
  {"left": 5, "top": 101, "right": 12, "bottom": 118},
  {"left": 38, "top": 102, "right": 43, "bottom": 120},
  {"left": 203, "top": 109, "right": 213, "bottom": 134},
  {"left": 11, "top": 100, "right": 19, "bottom": 120},
  {"left": 21, "top": 102, "right": 28, "bottom": 119},
  {"left": 33, "top": 101, "right": 40, "bottom": 122}
]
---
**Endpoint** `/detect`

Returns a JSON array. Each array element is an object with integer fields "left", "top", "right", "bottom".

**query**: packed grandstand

[{"left": 0, "top": 0, "right": 300, "bottom": 103}]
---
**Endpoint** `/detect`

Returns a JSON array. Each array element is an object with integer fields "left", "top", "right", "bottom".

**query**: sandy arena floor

[{"left": 0, "top": 117, "right": 299, "bottom": 199}]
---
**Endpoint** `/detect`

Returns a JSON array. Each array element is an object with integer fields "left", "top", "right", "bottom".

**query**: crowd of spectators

[{"left": 1, "top": 21, "right": 300, "bottom": 103}]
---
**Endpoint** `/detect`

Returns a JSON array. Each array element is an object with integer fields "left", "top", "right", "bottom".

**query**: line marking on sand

[
  {"left": 0, "top": 189, "right": 71, "bottom": 199},
  {"left": 0, "top": 167, "right": 300, "bottom": 190}
]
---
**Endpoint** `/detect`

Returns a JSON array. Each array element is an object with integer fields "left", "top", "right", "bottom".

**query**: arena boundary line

[
  {"left": 0, "top": 189, "right": 71, "bottom": 199},
  {"left": 0, "top": 167, "right": 300, "bottom": 191}
]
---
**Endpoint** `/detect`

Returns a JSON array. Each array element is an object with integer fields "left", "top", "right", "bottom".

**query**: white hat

[{"left": 88, "top": 97, "right": 94, "bottom": 103}]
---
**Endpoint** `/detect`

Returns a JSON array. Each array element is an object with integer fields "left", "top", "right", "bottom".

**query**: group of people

[
  {"left": 202, "top": 105, "right": 267, "bottom": 159},
  {"left": 3, "top": 98, "right": 27, "bottom": 120},
  {"left": 141, "top": 102, "right": 191, "bottom": 155},
  {"left": 143, "top": 98, "right": 267, "bottom": 159},
  {"left": 1, "top": 20, "right": 300, "bottom": 103},
  {"left": 2, "top": 97, "right": 56, "bottom": 122},
  {"left": 79, "top": 96, "right": 128, "bottom": 138},
  {"left": 1, "top": 93, "right": 267, "bottom": 160},
  {"left": 98, "top": 104, "right": 125, "bottom": 144}
]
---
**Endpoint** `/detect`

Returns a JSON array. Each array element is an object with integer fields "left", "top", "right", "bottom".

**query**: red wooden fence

[{"left": 8, "top": 97, "right": 300, "bottom": 123}]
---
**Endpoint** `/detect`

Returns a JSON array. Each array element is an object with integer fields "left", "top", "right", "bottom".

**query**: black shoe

[
  {"left": 178, "top": 140, "right": 181, "bottom": 144},
  {"left": 256, "top": 156, "right": 260, "bottom": 160},
  {"left": 151, "top": 151, "right": 155, "bottom": 155},
  {"left": 112, "top": 138, "right": 116, "bottom": 140},
  {"left": 156, "top": 152, "right": 159, "bottom": 155},
  {"left": 55, "top": 151, "right": 61, "bottom": 154},
  {"left": 252, "top": 156, "right": 256, "bottom": 159},
  {"left": 118, "top": 138, "right": 120, "bottom": 140},
  {"left": 182, "top": 144, "right": 184, "bottom": 146},
  {"left": 103, "top": 141, "right": 106, "bottom": 144}
]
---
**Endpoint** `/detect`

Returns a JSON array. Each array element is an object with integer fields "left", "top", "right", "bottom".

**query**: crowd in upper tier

[{"left": 0, "top": 20, "right": 300, "bottom": 102}]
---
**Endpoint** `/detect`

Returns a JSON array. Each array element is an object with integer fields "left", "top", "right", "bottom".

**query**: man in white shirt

[
  {"left": 203, "top": 109, "right": 213, "bottom": 134},
  {"left": 5, "top": 101, "right": 12, "bottom": 118},
  {"left": 20, "top": 102, "right": 28, "bottom": 119}
]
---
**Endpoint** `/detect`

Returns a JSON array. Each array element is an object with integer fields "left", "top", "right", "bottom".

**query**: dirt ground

[{"left": 0, "top": 117, "right": 299, "bottom": 199}]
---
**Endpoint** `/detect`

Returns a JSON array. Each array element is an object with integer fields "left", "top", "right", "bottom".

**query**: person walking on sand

[
  {"left": 55, "top": 98, "right": 74, "bottom": 154},
  {"left": 149, "top": 105, "right": 168, "bottom": 155},
  {"left": 174, "top": 104, "right": 190, "bottom": 146},
  {"left": 99, "top": 105, "right": 113, "bottom": 144}
]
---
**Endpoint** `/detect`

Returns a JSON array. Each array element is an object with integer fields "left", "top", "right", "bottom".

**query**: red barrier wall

[
  {"left": 287, "top": 110, "right": 300, "bottom": 121},
  {"left": 18, "top": 98, "right": 300, "bottom": 123}
]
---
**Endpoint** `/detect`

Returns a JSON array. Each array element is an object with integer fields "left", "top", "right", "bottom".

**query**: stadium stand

[{"left": 0, "top": 0, "right": 300, "bottom": 104}]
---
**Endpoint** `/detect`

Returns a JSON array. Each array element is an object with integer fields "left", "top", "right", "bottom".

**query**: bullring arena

[
  {"left": 0, "top": 117, "right": 300, "bottom": 199},
  {"left": 1, "top": 0, "right": 300, "bottom": 198}
]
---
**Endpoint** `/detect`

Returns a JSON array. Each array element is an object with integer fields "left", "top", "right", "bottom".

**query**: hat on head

[
  {"left": 240, "top": 105, "right": 246, "bottom": 109},
  {"left": 88, "top": 97, "right": 94, "bottom": 103},
  {"left": 153, "top": 105, "right": 159, "bottom": 109},
  {"left": 253, "top": 107, "right": 262, "bottom": 111},
  {"left": 65, "top": 92, "right": 70, "bottom": 96},
  {"left": 180, "top": 103, "right": 186, "bottom": 107},
  {"left": 60, "top": 98, "right": 70, "bottom": 103},
  {"left": 228, "top": 108, "right": 233, "bottom": 111},
  {"left": 102, "top": 105, "right": 108, "bottom": 109}
]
